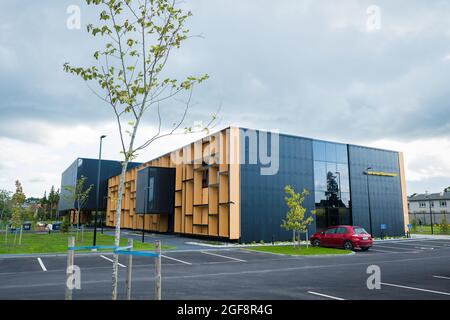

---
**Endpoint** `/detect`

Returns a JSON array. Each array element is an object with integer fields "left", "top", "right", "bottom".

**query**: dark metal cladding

[
  {"left": 135, "top": 166, "right": 176, "bottom": 215},
  {"left": 348, "top": 145, "right": 405, "bottom": 237},
  {"left": 239, "top": 128, "right": 406, "bottom": 243},
  {"left": 240, "top": 129, "right": 315, "bottom": 243},
  {"left": 58, "top": 158, "right": 142, "bottom": 213}
]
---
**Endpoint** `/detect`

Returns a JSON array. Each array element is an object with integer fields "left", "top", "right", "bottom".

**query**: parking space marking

[
  {"left": 374, "top": 245, "right": 420, "bottom": 252},
  {"left": 307, "top": 291, "right": 345, "bottom": 300},
  {"left": 391, "top": 242, "right": 436, "bottom": 249},
  {"left": 100, "top": 255, "right": 126, "bottom": 268},
  {"left": 433, "top": 275, "right": 450, "bottom": 280},
  {"left": 37, "top": 258, "right": 47, "bottom": 272},
  {"left": 161, "top": 254, "right": 192, "bottom": 265},
  {"left": 381, "top": 282, "right": 450, "bottom": 296},
  {"left": 201, "top": 251, "right": 246, "bottom": 262},
  {"left": 369, "top": 248, "right": 399, "bottom": 253}
]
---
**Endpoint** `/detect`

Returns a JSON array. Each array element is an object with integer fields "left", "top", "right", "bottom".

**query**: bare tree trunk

[
  {"left": 111, "top": 160, "right": 129, "bottom": 300},
  {"left": 111, "top": 113, "right": 142, "bottom": 300}
]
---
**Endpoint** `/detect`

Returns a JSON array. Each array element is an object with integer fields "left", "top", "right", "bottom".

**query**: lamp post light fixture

[
  {"left": 365, "top": 166, "right": 373, "bottom": 236},
  {"left": 93, "top": 135, "right": 106, "bottom": 247}
]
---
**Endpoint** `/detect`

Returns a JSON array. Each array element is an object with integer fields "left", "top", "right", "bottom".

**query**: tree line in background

[{"left": 0, "top": 181, "right": 61, "bottom": 227}]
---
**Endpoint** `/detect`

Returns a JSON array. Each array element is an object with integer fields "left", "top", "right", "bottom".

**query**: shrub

[
  {"left": 411, "top": 218, "right": 417, "bottom": 232},
  {"left": 439, "top": 216, "right": 449, "bottom": 234},
  {"left": 60, "top": 217, "right": 70, "bottom": 233}
]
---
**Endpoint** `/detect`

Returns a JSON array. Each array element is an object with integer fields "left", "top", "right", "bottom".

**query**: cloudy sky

[{"left": 0, "top": 0, "right": 449, "bottom": 197}]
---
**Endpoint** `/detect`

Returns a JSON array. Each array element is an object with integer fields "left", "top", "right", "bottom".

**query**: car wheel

[
  {"left": 312, "top": 239, "right": 321, "bottom": 247},
  {"left": 361, "top": 247, "right": 370, "bottom": 252},
  {"left": 344, "top": 241, "right": 354, "bottom": 251}
]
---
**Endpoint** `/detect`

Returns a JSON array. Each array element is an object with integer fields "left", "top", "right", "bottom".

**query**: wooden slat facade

[{"left": 106, "top": 127, "right": 241, "bottom": 240}]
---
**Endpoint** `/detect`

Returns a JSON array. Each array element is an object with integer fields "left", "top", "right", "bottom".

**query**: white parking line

[
  {"left": 374, "top": 245, "right": 419, "bottom": 252},
  {"left": 161, "top": 254, "right": 192, "bottom": 265},
  {"left": 393, "top": 242, "right": 436, "bottom": 248},
  {"left": 37, "top": 258, "right": 47, "bottom": 272},
  {"left": 381, "top": 282, "right": 450, "bottom": 296},
  {"left": 201, "top": 251, "right": 246, "bottom": 262},
  {"left": 100, "top": 255, "right": 126, "bottom": 268},
  {"left": 370, "top": 248, "right": 399, "bottom": 253},
  {"left": 433, "top": 275, "right": 450, "bottom": 280},
  {"left": 307, "top": 291, "right": 345, "bottom": 300}
]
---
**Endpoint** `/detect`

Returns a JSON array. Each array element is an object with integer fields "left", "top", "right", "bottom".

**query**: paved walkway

[{"left": 411, "top": 234, "right": 450, "bottom": 240}]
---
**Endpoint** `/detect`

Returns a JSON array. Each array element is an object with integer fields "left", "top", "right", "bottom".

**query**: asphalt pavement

[{"left": 0, "top": 238, "right": 449, "bottom": 300}]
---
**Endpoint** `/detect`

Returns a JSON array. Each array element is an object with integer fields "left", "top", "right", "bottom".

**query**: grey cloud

[{"left": 0, "top": 0, "right": 450, "bottom": 145}]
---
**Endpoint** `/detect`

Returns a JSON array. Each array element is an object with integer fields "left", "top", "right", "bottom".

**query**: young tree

[
  {"left": 40, "top": 191, "right": 49, "bottom": 220},
  {"left": 0, "top": 189, "right": 12, "bottom": 222},
  {"left": 63, "top": 176, "right": 94, "bottom": 228},
  {"left": 47, "top": 186, "right": 60, "bottom": 221},
  {"left": 63, "top": 0, "right": 215, "bottom": 299},
  {"left": 281, "top": 185, "right": 316, "bottom": 249},
  {"left": 10, "top": 181, "right": 26, "bottom": 244}
]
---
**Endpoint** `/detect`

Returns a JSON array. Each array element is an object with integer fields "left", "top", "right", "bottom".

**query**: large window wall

[{"left": 313, "top": 141, "right": 352, "bottom": 230}]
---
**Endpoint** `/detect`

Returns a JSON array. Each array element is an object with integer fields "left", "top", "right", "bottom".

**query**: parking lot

[{"left": 0, "top": 238, "right": 449, "bottom": 300}]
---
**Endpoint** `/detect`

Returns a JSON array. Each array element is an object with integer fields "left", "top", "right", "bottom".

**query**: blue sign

[
  {"left": 380, "top": 224, "right": 387, "bottom": 230},
  {"left": 407, "top": 224, "right": 412, "bottom": 229}
]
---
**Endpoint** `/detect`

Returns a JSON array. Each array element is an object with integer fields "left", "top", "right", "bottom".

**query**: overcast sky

[{"left": 0, "top": 0, "right": 449, "bottom": 197}]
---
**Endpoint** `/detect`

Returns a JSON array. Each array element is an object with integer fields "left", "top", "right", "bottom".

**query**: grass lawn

[
  {"left": 411, "top": 225, "right": 450, "bottom": 235},
  {"left": 246, "top": 245, "right": 351, "bottom": 255},
  {"left": 0, "top": 231, "right": 175, "bottom": 254}
]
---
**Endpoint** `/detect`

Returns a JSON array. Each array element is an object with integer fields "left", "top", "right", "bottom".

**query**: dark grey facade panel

[
  {"left": 240, "top": 130, "right": 316, "bottom": 243},
  {"left": 58, "top": 158, "right": 142, "bottom": 212},
  {"left": 135, "top": 167, "right": 176, "bottom": 215},
  {"left": 58, "top": 159, "right": 79, "bottom": 212},
  {"left": 348, "top": 145, "right": 404, "bottom": 237}
]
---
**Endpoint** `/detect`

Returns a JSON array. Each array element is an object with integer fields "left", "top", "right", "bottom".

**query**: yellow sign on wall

[{"left": 366, "top": 171, "right": 398, "bottom": 177}]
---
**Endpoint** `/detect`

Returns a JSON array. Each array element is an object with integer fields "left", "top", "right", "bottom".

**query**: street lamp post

[
  {"left": 365, "top": 167, "right": 373, "bottom": 236},
  {"left": 426, "top": 193, "right": 434, "bottom": 235},
  {"left": 101, "top": 195, "right": 108, "bottom": 234},
  {"left": 93, "top": 135, "right": 106, "bottom": 247}
]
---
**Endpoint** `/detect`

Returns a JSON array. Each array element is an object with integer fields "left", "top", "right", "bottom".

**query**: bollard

[
  {"left": 155, "top": 240, "right": 161, "bottom": 300},
  {"left": 125, "top": 238, "right": 133, "bottom": 300},
  {"left": 65, "top": 236, "right": 75, "bottom": 300}
]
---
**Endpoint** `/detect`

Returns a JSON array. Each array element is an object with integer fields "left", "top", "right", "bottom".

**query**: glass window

[
  {"left": 315, "top": 191, "right": 327, "bottom": 207},
  {"left": 314, "top": 161, "right": 327, "bottom": 191},
  {"left": 336, "top": 163, "right": 350, "bottom": 192},
  {"left": 325, "top": 143, "right": 337, "bottom": 162},
  {"left": 325, "top": 228, "right": 337, "bottom": 234},
  {"left": 313, "top": 141, "right": 326, "bottom": 161},
  {"left": 336, "top": 144, "right": 348, "bottom": 164},
  {"left": 202, "top": 169, "right": 209, "bottom": 188},
  {"left": 353, "top": 227, "right": 368, "bottom": 234},
  {"left": 336, "top": 227, "right": 348, "bottom": 234},
  {"left": 340, "top": 192, "right": 351, "bottom": 208}
]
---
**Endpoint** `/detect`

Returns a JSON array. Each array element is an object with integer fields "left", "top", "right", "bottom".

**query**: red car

[{"left": 310, "top": 225, "right": 373, "bottom": 251}]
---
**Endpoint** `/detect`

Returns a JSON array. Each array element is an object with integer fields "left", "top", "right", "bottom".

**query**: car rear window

[{"left": 353, "top": 227, "right": 368, "bottom": 234}]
